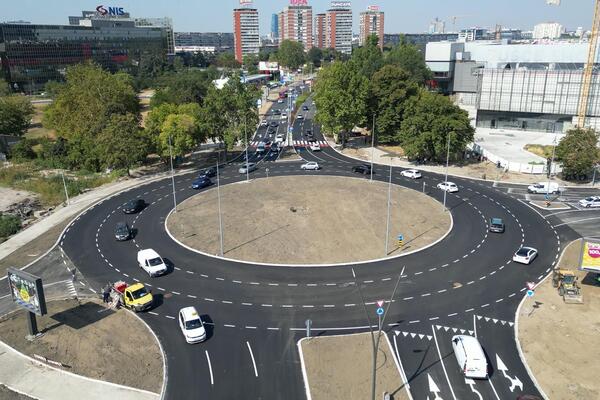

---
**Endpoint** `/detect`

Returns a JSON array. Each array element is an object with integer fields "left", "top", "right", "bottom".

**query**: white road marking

[
  {"left": 246, "top": 341, "right": 259, "bottom": 377},
  {"left": 431, "top": 325, "right": 458, "bottom": 400},
  {"left": 205, "top": 351, "right": 214, "bottom": 385}
]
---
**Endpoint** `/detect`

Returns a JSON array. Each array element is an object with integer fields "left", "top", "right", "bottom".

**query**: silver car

[
  {"left": 238, "top": 162, "right": 257, "bottom": 174},
  {"left": 301, "top": 161, "right": 320, "bottom": 170}
]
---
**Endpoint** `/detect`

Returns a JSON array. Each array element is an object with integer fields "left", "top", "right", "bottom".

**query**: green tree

[
  {"left": 399, "top": 90, "right": 474, "bottom": 161},
  {"left": 150, "top": 70, "right": 212, "bottom": 107},
  {"left": 386, "top": 43, "right": 432, "bottom": 85},
  {"left": 43, "top": 81, "right": 64, "bottom": 98},
  {"left": 158, "top": 114, "right": 197, "bottom": 158},
  {"left": 556, "top": 127, "right": 600, "bottom": 180},
  {"left": 0, "top": 95, "right": 34, "bottom": 136},
  {"left": 0, "top": 214, "right": 21, "bottom": 238},
  {"left": 8, "top": 138, "right": 36, "bottom": 161},
  {"left": 146, "top": 102, "right": 205, "bottom": 156},
  {"left": 307, "top": 47, "right": 323, "bottom": 68},
  {"left": 350, "top": 35, "right": 384, "bottom": 79},
  {"left": 216, "top": 52, "right": 241, "bottom": 69},
  {"left": 371, "top": 65, "right": 419, "bottom": 144},
  {"left": 243, "top": 54, "right": 259, "bottom": 75},
  {"left": 276, "top": 40, "right": 305, "bottom": 70},
  {"left": 313, "top": 61, "right": 369, "bottom": 146},
  {"left": 0, "top": 79, "right": 11, "bottom": 96},
  {"left": 97, "top": 113, "right": 149, "bottom": 175},
  {"left": 42, "top": 63, "right": 139, "bottom": 170}
]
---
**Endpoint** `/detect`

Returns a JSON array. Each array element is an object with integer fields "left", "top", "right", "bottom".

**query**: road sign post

[
  {"left": 305, "top": 319, "right": 312, "bottom": 338},
  {"left": 397, "top": 234, "right": 404, "bottom": 247}
]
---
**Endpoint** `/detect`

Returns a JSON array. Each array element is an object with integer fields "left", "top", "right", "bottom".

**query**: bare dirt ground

[
  {"left": 518, "top": 239, "right": 600, "bottom": 400},
  {"left": 299, "top": 332, "right": 410, "bottom": 400},
  {"left": 0, "top": 385, "right": 34, "bottom": 400},
  {"left": 168, "top": 176, "right": 450, "bottom": 264},
  {"left": 0, "top": 299, "right": 163, "bottom": 393},
  {"left": 0, "top": 188, "right": 37, "bottom": 213}
]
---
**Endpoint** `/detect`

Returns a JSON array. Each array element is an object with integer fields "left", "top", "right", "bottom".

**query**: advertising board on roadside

[
  {"left": 579, "top": 239, "right": 600, "bottom": 273},
  {"left": 7, "top": 268, "right": 47, "bottom": 316}
]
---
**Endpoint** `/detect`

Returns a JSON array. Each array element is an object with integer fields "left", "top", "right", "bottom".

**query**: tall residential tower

[
  {"left": 233, "top": 6, "right": 259, "bottom": 63},
  {"left": 324, "top": 1, "right": 353, "bottom": 54},
  {"left": 359, "top": 5, "right": 384, "bottom": 49},
  {"left": 278, "top": 4, "right": 313, "bottom": 51}
]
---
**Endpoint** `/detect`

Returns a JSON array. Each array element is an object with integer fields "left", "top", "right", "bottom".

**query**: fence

[{"left": 469, "top": 143, "right": 562, "bottom": 175}]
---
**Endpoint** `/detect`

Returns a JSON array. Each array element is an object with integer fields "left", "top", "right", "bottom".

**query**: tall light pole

[
  {"left": 352, "top": 266, "right": 405, "bottom": 400},
  {"left": 245, "top": 115, "right": 249, "bottom": 183},
  {"left": 442, "top": 133, "right": 451, "bottom": 211},
  {"left": 384, "top": 158, "right": 393, "bottom": 256},
  {"left": 168, "top": 135, "right": 177, "bottom": 212},
  {"left": 216, "top": 154, "right": 224, "bottom": 256},
  {"left": 546, "top": 133, "right": 557, "bottom": 198},
  {"left": 60, "top": 170, "right": 70, "bottom": 205},
  {"left": 370, "top": 114, "right": 376, "bottom": 182}
]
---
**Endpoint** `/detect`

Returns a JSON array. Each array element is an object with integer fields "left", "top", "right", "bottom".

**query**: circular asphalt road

[{"left": 60, "top": 94, "right": 563, "bottom": 400}]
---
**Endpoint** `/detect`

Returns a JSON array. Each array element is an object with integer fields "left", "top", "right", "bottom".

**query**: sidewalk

[
  {"left": 0, "top": 169, "right": 188, "bottom": 262},
  {"left": 0, "top": 341, "right": 158, "bottom": 400}
]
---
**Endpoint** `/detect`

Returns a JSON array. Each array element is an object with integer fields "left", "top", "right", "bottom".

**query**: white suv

[
  {"left": 401, "top": 169, "right": 422, "bottom": 179},
  {"left": 437, "top": 181, "right": 459, "bottom": 193},
  {"left": 178, "top": 306, "right": 206, "bottom": 344},
  {"left": 137, "top": 249, "right": 167, "bottom": 277}
]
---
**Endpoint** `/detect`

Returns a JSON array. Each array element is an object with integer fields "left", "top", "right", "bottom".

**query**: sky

[{"left": 3, "top": 0, "right": 592, "bottom": 35}]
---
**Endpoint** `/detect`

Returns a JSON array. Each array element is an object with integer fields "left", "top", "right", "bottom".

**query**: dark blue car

[{"left": 191, "top": 177, "right": 212, "bottom": 189}]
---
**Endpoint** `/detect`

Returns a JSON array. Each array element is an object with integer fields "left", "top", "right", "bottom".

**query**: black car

[
  {"left": 302, "top": 105, "right": 309, "bottom": 111},
  {"left": 352, "top": 164, "right": 372, "bottom": 174},
  {"left": 191, "top": 176, "right": 212, "bottom": 189},
  {"left": 198, "top": 167, "right": 217, "bottom": 178},
  {"left": 114, "top": 222, "right": 131, "bottom": 241},
  {"left": 489, "top": 217, "right": 505, "bottom": 233},
  {"left": 269, "top": 121, "right": 279, "bottom": 127},
  {"left": 305, "top": 130, "right": 314, "bottom": 138},
  {"left": 122, "top": 199, "right": 145, "bottom": 214},
  {"left": 273, "top": 109, "right": 281, "bottom": 115}
]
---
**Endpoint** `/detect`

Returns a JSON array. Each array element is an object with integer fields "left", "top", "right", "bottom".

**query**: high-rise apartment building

[
  {"left": 278, "top": 4, "right": 313, "bottom": 51},
  {"left": 270, "top": 13, "right": 279, "bottom": 43},
  {"left": 233, "top": 7, "right": 259, "bottom": 63},
  {"left": 314, "top": 13, "right": 326, "bottom": 49},
  {"left": 324, "top": 1, "right": 353, "bottom": 54},
  {"left": 533, "top": 22, "right": 565, "bottom": 39},
  {"left": 359, "top": 6, "right": 384, "bottom": 49}
]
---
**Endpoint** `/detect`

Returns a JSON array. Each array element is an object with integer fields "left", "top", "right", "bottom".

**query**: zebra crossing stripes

[{"left": 292, "top": 140, "right": 329, "bottom": 147}]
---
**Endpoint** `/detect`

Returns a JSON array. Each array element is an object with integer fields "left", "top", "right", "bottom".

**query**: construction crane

[
  {"left": 448, "top": 15, "right": 473, "bottom": 32},
  {"left": 577, "top": 0, "right": 600, "bottom": 127}
]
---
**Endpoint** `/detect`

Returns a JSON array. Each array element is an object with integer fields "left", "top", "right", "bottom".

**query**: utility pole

[
  {"left": 443, "top": 133, "right": 451, "bottom": 211},
  {"left": 216, "top": 154, "right": 224, "bottom": 257},
  {"left": 384, "top": 158, "right": 392, "bottom": 255},
  {"left": 60, "top": 170, "right": 70, "bottom": 205},
  {"left": 546, "top": 133, "right": 557, "bottom": 198},
  {"left": 245, "top": 115, "right": 249, "bottom": 183},
  {"left": 352, "top": 266, "right": 405, "bottom": 400},
  {"left": 168, "top": 135, "right": 177, "bottom": 212},
  {"left": 370, "top": 114, "right": 376, "bottom": 182}
]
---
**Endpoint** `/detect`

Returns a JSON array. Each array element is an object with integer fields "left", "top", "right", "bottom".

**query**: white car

[
  {"left": 260, "top": 120, "right": 268, "bottom": 127},
  {"left": 437, "top": 181, "right": 459, "bottom": 193},
  {"left": 275, "top": 134, "right": 285, "bottom": 143},
  {"left": 137, "top": 249, "right": 168, "bottom": 277},
  {"left": 513, "top": 246, "right": 538, "bottom": 265},
  {"left": 401, "top": 169, "right": 422, "bottom": 179},
  {"left": 451, "top": 335, "right": 488, "bottom": 379},
  {"left": 579, "top": 196, "right": 600, "bottom": 208},
  {"left": 301, "top": 161, "right": 320, "bottom": 170},
  {"left": 297, "top": 114, "right": 304, "bottom": 119},
  {"left": 309, "top": 142, "right": 321, "bottom": 151},
  {"left": 277, "top": 99, "right": 284, "bottom": 103},
  {"left": 178, "top": 306, "right": 206, "bottom": 344}
]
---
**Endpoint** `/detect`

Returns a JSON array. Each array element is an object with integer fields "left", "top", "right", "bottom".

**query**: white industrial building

[
  {"left": 533, "top": 22, "right": 565, "bottom": 39},
  {"left": 426, "top": 40, "right": 599, "bottom": 133}
]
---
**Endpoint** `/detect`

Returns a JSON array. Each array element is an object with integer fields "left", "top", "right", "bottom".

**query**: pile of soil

[{"left": 0, "top": 299, "right": 163, "bottom": 393}]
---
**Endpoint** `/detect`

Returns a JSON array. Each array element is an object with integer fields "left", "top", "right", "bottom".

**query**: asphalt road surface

[{"left": 6, "top": 87, "right": 594, "bottom": 400}]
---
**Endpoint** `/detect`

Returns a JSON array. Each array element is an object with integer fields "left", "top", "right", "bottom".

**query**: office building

[
  {"left": 359, "top": 6, "right": 384, "bottom": 49},
  {"left": 384, "top": 33, "right": 459, "bottom": 48},
  {"left": 0, "top": 14, "right": 168, "bottom": 93},
  {"left": 270, "top": 13, "right": 279, "bottom": 43},
  {"left": 459, "top": 27, "right": 488, "bottom": 42},
  {"left": 425, "top": 41, "right": 598, "bottom": 132},
  {"left": 533, "top": 22, "right": 565, "bottom": 39},
  {"left": 278, "top": 4, "right": 313, "bottom": 51},
  {"left": 134, "top": 18, "right": 175, "bottom": 55},
  {"left": 233, "top": 7, "right": 260, "bottom": 63},
  {"left": 429, "top": 17, "right": 445, "bottom": 34},
  {"left": 314, "top": 13, "right": 326, "bottom": 49},
  {"left": 174, "top": 32, "right": 234, "bottom": 53},
  {"left": 325, "top": 1, "right": 353, "bottom": 54}
]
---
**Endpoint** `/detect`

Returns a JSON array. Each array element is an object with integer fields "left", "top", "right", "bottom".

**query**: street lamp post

[
  {"left": 168, "top": 135, "right": 177, "bottom": 212},
  {"left": 546, "top": 133, "right": 557, "bottom": 198},
  {"left": 384, "top": 158, "right": 392, "bottom": 256},
  {"left": 245, "top": 115, "right": 249, "bottom": 183},
  {"left": 370, "top": 114, "right": 376, "bottom": 182},
  {"left": 352, "top": 266, "right": 405, "bottom": 400},
  {"left": 216, "top": 154, "right": 224, "bottom": 257},
  {"left": 60, "top": 170, "right": 70, "bottom": 205},
  {"left": 442, "top": 133, "right": 451, "bottom": 211}
]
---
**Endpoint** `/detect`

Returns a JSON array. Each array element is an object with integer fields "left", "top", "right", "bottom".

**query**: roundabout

[
  {"left": 54, "top": 96, "right": 565, "bottom": 400},
  {"left": 166, "top": 175, "right": 451, "bottom": 265}
]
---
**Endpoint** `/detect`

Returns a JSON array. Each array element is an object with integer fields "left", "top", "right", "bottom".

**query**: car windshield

[
  {"left": 491, "top": 218, "right": 503, "bottom": 225},
  {"left": 147, "top": 257, "right": 163, "bottom": 266},
  {"left": 585, "top": 197, "right": 595, "bottom": 201},
  {"left": 185, "top": 319, "right": 203, "bottom": 330},
  {"left": 517, "top": 248, "right": 530, "bottom": 256},
  {"left": 130, "top": 287, "right": 148, "bottom": 299}
]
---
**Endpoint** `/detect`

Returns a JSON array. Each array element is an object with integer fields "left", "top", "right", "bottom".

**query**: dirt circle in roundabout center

[{"left": 167, "top": 175, "right": 451, "bottom": 265}]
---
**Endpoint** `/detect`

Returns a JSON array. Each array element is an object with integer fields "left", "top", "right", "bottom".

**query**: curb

[
  {"left": 163, "top": 174, "right": 454, "bottom": 268},
  {"left": 512, "top": 239, "right": 575, "bottom": 400},
  {"left": 296, "top": 337, "right": 313, "bottom": 400},
  {"left": 324, "top": 136, "right": 600, "bottom": 189},
  {"left": 0, "top": 339, "right": 160, "bottom": 398}
]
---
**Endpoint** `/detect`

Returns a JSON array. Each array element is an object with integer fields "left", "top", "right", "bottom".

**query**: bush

[
  {"left": 0, "top": 214, "right": 21, "bottom": 238},
  {"left": 9, "top": 138, "right": 36, "bottom": 161}
]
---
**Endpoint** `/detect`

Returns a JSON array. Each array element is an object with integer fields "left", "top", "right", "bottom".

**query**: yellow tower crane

[{"left": 577, "top": 0, "right": 600, "bottom": 127}]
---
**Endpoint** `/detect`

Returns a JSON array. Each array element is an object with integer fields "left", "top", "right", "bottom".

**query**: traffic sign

[
  {"left": 397, "top": 234, "right": 404, "bottom": 241},
  {"left": 376, "top": 307, "right": 384, "bottom": 316},
  {"left": 526, "top": 290, "right": 534, "bottom": 297},
  {"left": 526, "top": 282, "right": 536, "bottom": 290},
  {"left": 376, "top": 300, "right": 384, "bottom": 307}
]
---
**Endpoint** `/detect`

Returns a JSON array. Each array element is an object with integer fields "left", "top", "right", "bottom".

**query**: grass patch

[
  {"left": 524, "top": 144, "right": 554, "bottom": 159},
  {"left": 0, "top": 164, "right": 119, "bottom": 207}
]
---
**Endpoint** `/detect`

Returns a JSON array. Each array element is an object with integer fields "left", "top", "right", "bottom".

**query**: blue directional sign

[
  {"left": 397, "top": 234, "right": 404, "bottom": 241},
  {"left": 526, "top": 290, "right": 534, "bottom": 297},
  {"left": 376, "top": 307, "right": 384, "bottom": 316}
]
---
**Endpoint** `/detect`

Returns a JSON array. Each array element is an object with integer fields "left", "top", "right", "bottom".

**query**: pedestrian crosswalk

[{"left": 248, "top": 140, "right": 330, "bottom": 148}]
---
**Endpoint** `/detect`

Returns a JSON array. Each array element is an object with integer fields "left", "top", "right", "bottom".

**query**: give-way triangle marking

[
  {"left": 394, "top": 330, "right": 432, "bottom": 341},
  {"left": 376, "top": 300, "right": 384, "bottom": 307},
  {"left": 476, "top": 315, "right": 515, "bottom": 327}
]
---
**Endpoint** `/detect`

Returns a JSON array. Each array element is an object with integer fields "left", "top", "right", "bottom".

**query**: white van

[
  {"left": 527, "top": 182, "right": 560, "bottom": 194},
  {"left": 451, "top": 335, "right": 488, "bottom": 379}
]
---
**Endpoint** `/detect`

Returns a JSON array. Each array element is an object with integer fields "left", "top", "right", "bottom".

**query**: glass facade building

[{"left": 0, "top": 22, "right": 168, "bottom": 93}]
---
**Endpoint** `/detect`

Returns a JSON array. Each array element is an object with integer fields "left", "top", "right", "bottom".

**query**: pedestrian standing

[{"left": 102, "top": 284, "right": 111, "bottom": 303}]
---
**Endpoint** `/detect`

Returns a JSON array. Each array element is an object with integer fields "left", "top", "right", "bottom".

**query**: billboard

[
  {"left": 259, "top": 61, "right": 280, "bottom": 72},
  {"left": 579, "top": 239, "right": 600, "bottom": 273},
  {"left": 7, "top": 268, "right": 47, "bottom": 316}
]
